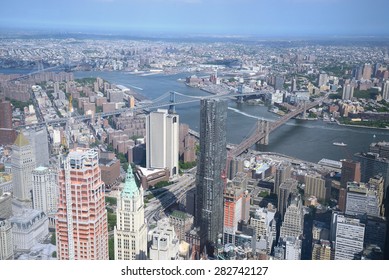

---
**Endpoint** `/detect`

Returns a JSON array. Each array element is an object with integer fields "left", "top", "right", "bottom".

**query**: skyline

[{"left": 1, "top": 0, "right": 389, "bottom": 37}]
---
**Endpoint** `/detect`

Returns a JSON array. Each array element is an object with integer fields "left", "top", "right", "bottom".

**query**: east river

[{"left": 3, "top": 69, "right": 389, "bottom": 163}]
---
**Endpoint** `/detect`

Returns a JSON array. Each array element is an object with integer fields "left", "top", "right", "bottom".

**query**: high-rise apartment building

[
  {"left": 274, "top": 76, "right": 284, "bottom": 91},
  {"left": 318, "top": 72, "right": 328, "bottom": 87},
  {"left": 56, "top": 148, "right": 108, "bottom": 260},
  {"left": 340, "top": 159, "right": 361, "bottom": 188},
  {"left": 334, "top": 215, "right": 365, "bottom": 260},
  {"left": 11, "top": 132, "right": 36, "bottom": 201},
  {"left": 354, "top": 66, "right": 363, "bottom": 80},
  {"left": 342, "top": 83, "right": 354, "bottom": 100},
  {"left": 373, "top": 63, "right": 381, "bottom": 77},
  {"left": 196, "top": 99, "right": 227, "bottom": 253},
  {"left": 114, "top": 166, "right": 147, "bottom": 260},
  {"left": 362, "top": 63, "right": 372, "bottom": 80},
  {"left": 146, "top": 109, "right": 179, "bottom": 178},
  {"left": 382, "top": 80, "right": 389, "bottom": 100},
  {"left": 0, "top": 99, "right": 12, "bottom": 129},
  {"left": 291, "top": 78, "right": 297, "bottom": 92},
  {"left": 32, "top": 166, "right": 58, "bottom": 216}
]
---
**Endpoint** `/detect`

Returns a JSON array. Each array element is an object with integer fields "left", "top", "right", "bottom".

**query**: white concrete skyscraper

[
  {"left": 382, "top": 80, "right": 389, "bottom": 100},
  {"left": 146, "top": 109, "right": 179, "bottom": 178},
  {"left": 32, "top": 166, "right": 59, "bottom": 217},
  {"left": 334, "top": 215, "right": 365, "bottom": 260},
  {"left": 114, "top": 165, "right": 147, "bottom": 260},
  {"left": 342, "top": 83, "right": 354, "bottom": 100},
  {"left": 11, "top": 132, "right": 36, "bottom": 201}
]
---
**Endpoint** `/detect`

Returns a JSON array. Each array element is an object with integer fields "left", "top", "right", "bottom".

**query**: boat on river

[{"left": 333, "top": 142, "right": 347, "bottom": 147}]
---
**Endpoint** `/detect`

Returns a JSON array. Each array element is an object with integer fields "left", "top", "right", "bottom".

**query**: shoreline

[{"left": 336, "top": 121, "right": 389, "bottom": 131}]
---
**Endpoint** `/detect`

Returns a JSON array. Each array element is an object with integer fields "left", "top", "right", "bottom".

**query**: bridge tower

[
  {"left": 169, "top": 91, "right": 176, "bottom": 114},
  {"left": 258, "top": 119, "right": 270, "bottom": 145},
  {"left": 36, "top": 59, "right": 44, "bottom": 72},
  {"left": 237, "top": 84, "right": 244, "bottom": 103},
  {"left": 302, "top": 100, "right": 307, "bottom": 119}
]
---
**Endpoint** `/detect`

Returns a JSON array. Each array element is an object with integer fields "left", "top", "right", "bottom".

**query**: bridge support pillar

[{"left": 169, "top": 91, "right": 176, "bottom": 114}]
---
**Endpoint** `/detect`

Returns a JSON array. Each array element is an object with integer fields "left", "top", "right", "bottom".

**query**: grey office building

[
  {"left": 278, "top": 178, "right": 298, "bottom": 220},
  {"left": 23, "top": 127, "right": 50, "bottom": 167},
  {"left": 354, "top": 152, "right": 389, "bottom": 189},
  {"left": 195, "top": 99, "right": 227, "bottom": 253}
]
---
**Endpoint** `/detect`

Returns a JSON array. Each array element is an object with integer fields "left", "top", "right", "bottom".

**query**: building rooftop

[
  {"left": 170, "top": 210, "right": 190, "bottom": 220},
  {"left": 137, "top": 166, "right": 166, "bottom": 177},
  {"left": 34, "top": 166, "right": 48, "bottom": 172},
  {"left": 13, "top": 132, "right": 30, "bottom": 147},
  {"left": 9, "top": 209, "right": 47, "bottom": 229},
  {"left": 121, "top": 165, "right": 140, "bottom": 198},
  {"left": 99, "top": 157, "right": 118, "bottom": 166},
  {"left": 318, "top": 158, "right": 342, "bottom": 169},
  {"left": 0, "top": 172, "right": 12, "bottom": 183}
]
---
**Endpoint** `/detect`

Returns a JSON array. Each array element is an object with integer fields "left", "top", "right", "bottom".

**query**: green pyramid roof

[
  {"left": 14, "top": 132, "right": 30, "bottom": 147},
  {"left": 121, "top": 165, "right": 140, "bottom": 198}
]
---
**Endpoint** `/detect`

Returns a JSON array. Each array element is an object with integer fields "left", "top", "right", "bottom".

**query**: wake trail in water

[
  {"left": 128, "top": 84, "right": 143, "bottom": 90},
  {"left": 228, "top": 107, "right": 274, "bottom": 122}
]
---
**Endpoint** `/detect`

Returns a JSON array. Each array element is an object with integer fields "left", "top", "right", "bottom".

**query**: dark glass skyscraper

[{"left": 195, "top": 98, "right": 227, "bottom": 255}]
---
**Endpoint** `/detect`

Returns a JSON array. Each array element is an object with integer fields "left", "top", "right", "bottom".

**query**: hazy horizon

[{"left": 1, "top": 0, "right": 389, "bottom": 38}]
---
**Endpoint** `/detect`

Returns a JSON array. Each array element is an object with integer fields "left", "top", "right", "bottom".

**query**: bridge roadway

[
  {"left": 6, "top": 61, "right": 77, "bottom": 82},
  {"left": 229, "top": 98, "right": 325, "bottom": 157}
]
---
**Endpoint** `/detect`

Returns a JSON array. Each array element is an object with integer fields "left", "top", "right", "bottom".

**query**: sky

[{"left": 1, "top": 0, "right": 389, "bottom": 37}]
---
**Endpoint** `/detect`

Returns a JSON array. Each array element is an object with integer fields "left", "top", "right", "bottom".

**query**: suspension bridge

[
  {"left": 4, "top": 54, "right": 77, "bottom": 82},
  {"left": 228, "top": 98, "right": 324, "bottom": 157}
]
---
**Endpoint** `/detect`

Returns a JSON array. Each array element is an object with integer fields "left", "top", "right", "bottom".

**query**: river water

[{"left": 3, "top": 69, "right": 389, "bottom": 163}]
